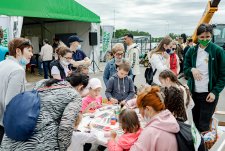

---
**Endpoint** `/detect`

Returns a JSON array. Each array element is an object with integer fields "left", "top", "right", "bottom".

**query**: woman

[
  {"left": 0, "top": 38, "right": 33, "bottom": 143},
  {"left": 149, "top": 36, "right": 172, "bottom": 85},
  {"left": 169, "top": 41, "right": 180, "bottom": 76},
  {"left": 184, "top": 23, "right": 225, "bottom": 132},
  {"left": 159, "top": 69, "right": 194, "bottom": 123},
  {"left": 1, "top": 72, "right": 89, "bottom": 151},
  {"left": 130, "top": 86, "right": 179, "bottom": 151},
  {"left": 51, "top": 46, "right": 72, "bottom": 80},
  {"left": 103, "top": 43, "right": 133, "bottom": 86}
]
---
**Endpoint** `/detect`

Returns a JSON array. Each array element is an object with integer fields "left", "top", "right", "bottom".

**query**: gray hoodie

[{"left": 105, "top": 73, "right": 135, "bottom": 102}]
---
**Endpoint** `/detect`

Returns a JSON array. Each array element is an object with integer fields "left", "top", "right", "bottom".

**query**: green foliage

[{"left": 115, "top": 29, "right": 150, "bottom": 38}]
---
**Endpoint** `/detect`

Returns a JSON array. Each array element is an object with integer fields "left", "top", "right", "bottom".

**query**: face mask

[
  {"left": 198, "top": 39, "right": 211, "bottom": 47},
  {"left": 166, "top": 49, "right": 171, "bottom": 54},
  {"left": 77, "top": 44, "right": 81, "bottom": 50},
  {"left": 19, "top": 57, "right": 29, "bottom": 68},
  {"left": 61, "top": 60, "right": 70, "bottom": 66},
  {"left": 143, "top": 109, "right": 151, "bottom": 123},
  {"left": 169, "top": 49, "right": 175, "bottom": 55}
]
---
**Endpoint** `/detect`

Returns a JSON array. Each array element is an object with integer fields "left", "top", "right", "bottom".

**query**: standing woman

[
  {"left": 149, "top": 36, "right": 172, "bottom": 85},
  {"left": 169, "top": 41, "right": 180, "bottom": 76},
  {"left": 50, "top": 46, "right": 72, "bottom": 80},
  {"left": 1, "top": 72, "right": 89, "bottom": 150},
  {"left": 184, "top": 23, "right": 225, "bottom": 132},
  {"left": 0, "top": 38, "right": 33, "bottom": 143}
]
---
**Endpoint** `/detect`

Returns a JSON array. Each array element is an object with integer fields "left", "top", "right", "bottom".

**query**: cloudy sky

[{"left": 76, "top": 0, "right": 225, "bottom": 37}]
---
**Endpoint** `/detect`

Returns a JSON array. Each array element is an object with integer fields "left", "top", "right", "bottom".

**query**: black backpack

[
  {"left": 176, "top": 120, "right": 207, "bottom": 151},
  {"left": 144, "top": 63, "right": 157, "bottom": 85}
]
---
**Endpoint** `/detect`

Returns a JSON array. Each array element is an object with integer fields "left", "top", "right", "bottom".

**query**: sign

[
  {"left": 0, "top": 15, "right": 23, "bottom": 46},
  {"left": 102, "top": 25, "right": 114, "bottom": 52}
]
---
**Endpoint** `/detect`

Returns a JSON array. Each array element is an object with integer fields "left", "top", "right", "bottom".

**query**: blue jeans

[{"left": 43, "top": 61, "right": 51, "bottom": 79}]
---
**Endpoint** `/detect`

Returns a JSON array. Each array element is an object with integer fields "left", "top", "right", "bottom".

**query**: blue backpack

[{"left": 3, "top": 90, "right": 40, "bottom": 141}]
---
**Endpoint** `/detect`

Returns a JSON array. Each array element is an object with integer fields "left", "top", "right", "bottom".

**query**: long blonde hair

[{"left": 150, "top": 36, "right": 172, "bottom": 58}]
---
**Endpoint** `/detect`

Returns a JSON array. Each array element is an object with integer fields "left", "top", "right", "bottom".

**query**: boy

[{"left": 105, "top": 62, "right": 135, "bottom": 104}]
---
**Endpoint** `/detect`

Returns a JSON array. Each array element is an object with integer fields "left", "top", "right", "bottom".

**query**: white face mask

[
  {"left": 143, "top": 109, "right": 152, "bottom": 123},
  {"left": 77, "top": 44, "right": 81, "bottom": 50},
  {"left": 61, "top": 60, "right": 70, "bottom": 66}
]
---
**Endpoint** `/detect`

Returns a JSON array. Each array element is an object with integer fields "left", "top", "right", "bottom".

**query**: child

[
  {"left": 105, "top": 62, "right": 135, "bottom": 104},
  {"left": 107, "top": 109, "right": 142, "bottom": 151},
  {"left": 159, "top": 69, "right": 194, "bottom": 123},
  {"left": 162, "top": 86, "right": 188, "bottom": 122},
  {"left": 68, "top": 113, "right": 97, "bottom": 151},
  {"left": 81, "top": 78, "right": 102, "bottom": 113},
  {"left": 76, "top": 65, "right": 89, "bottom": 76}
]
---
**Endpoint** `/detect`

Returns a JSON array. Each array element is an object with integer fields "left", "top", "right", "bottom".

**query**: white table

[{"left": 78, "top": 105, "right": 144, "bottom": 146}]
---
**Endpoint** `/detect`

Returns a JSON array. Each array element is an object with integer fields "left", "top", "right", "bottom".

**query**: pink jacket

[
  {"left": 130, "top": 109, "right": 180, "bottom": 151},
  {"left": 107, "top": 129, "right": 142, "bottom": 151},
  {"left": 81, "top": 95, "right": 102, "bottom": 112}
]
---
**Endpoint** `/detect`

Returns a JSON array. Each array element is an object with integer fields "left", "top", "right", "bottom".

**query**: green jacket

[{"left": 184, "top": 42, "right": 225, "bottom": 98}]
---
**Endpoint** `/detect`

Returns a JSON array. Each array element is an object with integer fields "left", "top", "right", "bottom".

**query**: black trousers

[
  {"left": 192, "top": 92, "right": 218, "bottom": 132},
  {"left": 0, "top": 125, "right": 4, "bottom": 145}
]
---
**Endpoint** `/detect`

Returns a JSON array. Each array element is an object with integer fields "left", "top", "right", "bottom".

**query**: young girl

[
  {"left": 67, "top": 113, "right": 97, "bottom": 151},
  {"left": 169, "top": 41, "right": 180, "bottom": 76},
  {"left": 149, "top": 36, "right": 172, "bottom": 85},
  {"left": 163, "top": 86, "right": 187, "bottom": 121},
  {"left": 81, "top": 78, "right": 102, "bottom": 113},
  {"left": 107, "top": 109, "right": 142, "bottom": 151},
  {"left": 159, "top": 69, "right": 195, "bottom": 123}
]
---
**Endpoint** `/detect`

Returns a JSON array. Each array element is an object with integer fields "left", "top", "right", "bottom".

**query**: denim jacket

[{"left": 103, "top": 58, "right": 133, "bottom": 86}]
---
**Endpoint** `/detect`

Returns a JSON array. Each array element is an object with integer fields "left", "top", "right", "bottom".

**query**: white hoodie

[{"left": 127, "top": 43, "right": 140, "bottom": 75}]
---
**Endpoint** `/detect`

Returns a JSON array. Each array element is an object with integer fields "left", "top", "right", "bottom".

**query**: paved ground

[{"left": 26, "top": 62, "right": 225, "bottom": 111}]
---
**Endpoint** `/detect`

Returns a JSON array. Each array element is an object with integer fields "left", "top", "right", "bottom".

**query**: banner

[
  {"left": 101, "top": 25, "right": 114, "bottom": 52},
  {"left": 0, "top": 16, "right": 23, "bottom": 46}
]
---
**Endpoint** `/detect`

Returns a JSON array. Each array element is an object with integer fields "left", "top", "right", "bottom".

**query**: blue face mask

[
  {"left": 19, "top": 57, "right": 29, "bottom": 68},
  {"left": 166, "top": 49, "right": 171, "bottom": 54}
]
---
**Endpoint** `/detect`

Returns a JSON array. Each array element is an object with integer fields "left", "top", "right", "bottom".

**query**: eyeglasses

[
  {"left": 115, "top": 53, "right": 124, "bottom": 56},
  {"left": 63, "top": 57, "right": 72, "bottom": 60}
]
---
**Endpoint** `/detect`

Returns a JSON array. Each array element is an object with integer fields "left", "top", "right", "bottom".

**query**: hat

[
  {"left": 88, "top": 78, "right": 102, "bottom": 89},
  {"left": 68, "top": 35, "right": 83, "bottom": 43}
]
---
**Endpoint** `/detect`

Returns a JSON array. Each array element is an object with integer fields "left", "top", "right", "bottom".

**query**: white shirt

[
  {"left": 67, "top": 131, "right": 97, "bottom": 151},
  {"left": 40, "top": 44, "right": 53, "bottom": 61},
  {"left": 195, "top": 47, "right": 209, "bottom": 92},
  {"left": 127, "top": 43, "right": 140, "bottom": 75},
  {"left": 51, "top": 64, "right": 70, "bottom": 78},
  {"left": 150, "top": 53, "right": 169, "bottom": 85}
]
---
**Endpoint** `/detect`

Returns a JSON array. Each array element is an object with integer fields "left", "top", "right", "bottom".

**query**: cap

[
  {"left": 88, "top": 78, "right": 102, "bottom": 89},
  {"left": 68, "top": 35, "right": 83, "bottom": 43}
]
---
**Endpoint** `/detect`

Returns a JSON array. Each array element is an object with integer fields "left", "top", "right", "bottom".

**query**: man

[
  {"left": 123, "top": 33, "right": 140, "bottom": 81},
  {"left": 40, "top": 39, "right": 53, "bottom": 79},
  {"left": 68, "top": 35, "right": 91, "bottom": 70}
]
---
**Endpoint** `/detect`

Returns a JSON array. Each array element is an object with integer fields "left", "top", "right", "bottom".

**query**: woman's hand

[
  {"left": 191, "top": 68, "right": 202, "bottom": 81},
  {"left": 206, "top": 93, "right": 215, "bottom": 103}
]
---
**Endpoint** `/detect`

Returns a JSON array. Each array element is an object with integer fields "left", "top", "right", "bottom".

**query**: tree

[{"left": 115, "top": 29, "right": 150, "bottom": 38}]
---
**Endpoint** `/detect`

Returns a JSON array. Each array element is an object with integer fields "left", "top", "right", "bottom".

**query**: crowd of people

[{"left": 0, "top": 23, "right": 224, "bottom": 151}]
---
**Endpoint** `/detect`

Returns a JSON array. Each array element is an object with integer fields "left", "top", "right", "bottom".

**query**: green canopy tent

[
  {"left": 0, "top": 0, "right": 101, "bottom": 58},
  {"left": 0, "top": 0, "right": 100, "bottom": 23}
]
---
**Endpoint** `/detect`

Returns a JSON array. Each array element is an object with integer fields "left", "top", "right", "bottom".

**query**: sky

[{"left": 76, "top": 0, "right": 225, "bottom": 37}]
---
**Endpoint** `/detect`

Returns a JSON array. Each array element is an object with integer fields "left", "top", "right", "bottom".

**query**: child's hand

[
  {"left": 110, "top": 98, "right": 118, "bottom": 104},
  {"left": 110, "top": 131, "right": 117, "bottom": 139},
  {"left": 120, "top": 100, "right": 126, "bottom": 106},
  {"left": 88, "top": 102, "right": 98, "bottom": 109}
]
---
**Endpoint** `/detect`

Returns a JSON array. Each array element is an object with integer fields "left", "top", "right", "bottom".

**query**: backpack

[
  {"left": 176, "top": 120, "right": 207, "bottom": 151},
  {"left": 144, "top": 63, "right": 157, "bottom": 85},
  {"left": 3, "top": 90, "right": 40, "bottom": 141}
]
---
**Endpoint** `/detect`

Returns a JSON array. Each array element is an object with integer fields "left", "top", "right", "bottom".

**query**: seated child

[
  {"left": 75, "top": 65, "right": 89, "bottom": 76},
  {"left": 107, "top": 109, "right": 142, "bottom": 151},
  {"left": 81, "top": 78, "right": 102, "bottom": 113},
  {"left": 68, "top": 113, "right": 97, "bottom": 151},
  {"left": 105, "top": 62, "right": 135, "bottom": 104}
]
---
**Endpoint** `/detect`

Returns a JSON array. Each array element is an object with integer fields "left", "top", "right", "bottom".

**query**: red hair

[{"left": 137, "top": 86, "right": 165, "bottom": 111}]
